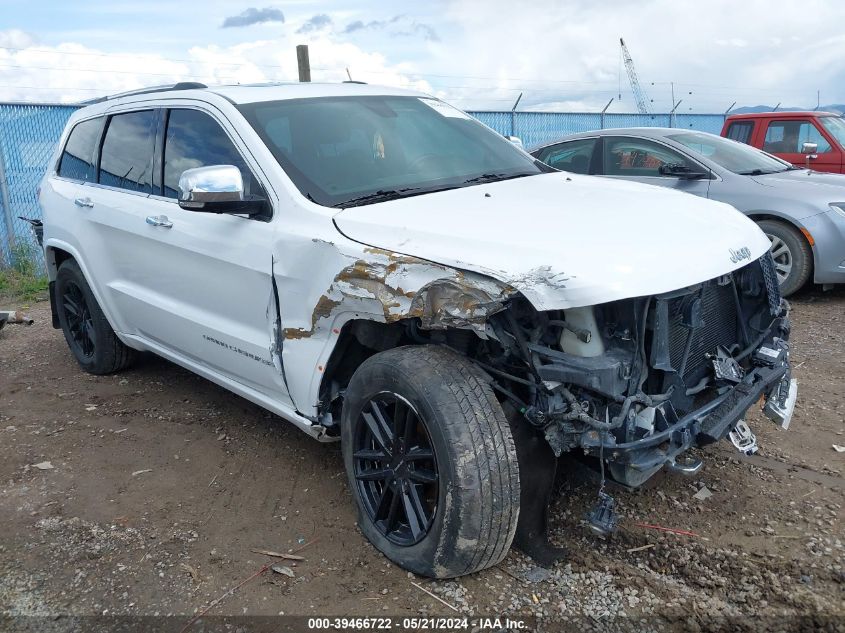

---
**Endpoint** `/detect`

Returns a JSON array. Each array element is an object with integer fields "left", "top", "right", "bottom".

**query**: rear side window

[
  {"left": 162, "top": 109, "right": 261, "bottom": 199},
  {"left": 57, "top": 117, "right": 102, "bottom": 181},
  {"left": 98, "top": 110, "right": 157, "bottom": 194},
  {"left": 725, "top": 121, "right": 754, "bottom": 145},
  {"left": 535, "top": 138, "right": 597, "bottom": 174}
]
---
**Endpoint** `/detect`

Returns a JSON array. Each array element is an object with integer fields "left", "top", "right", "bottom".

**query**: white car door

[
  {"left": 120, "top": 106, "right": 291, "bottom": 404},
  {"left": 73, "top": 104, "right": 287, "bottom": 404}
]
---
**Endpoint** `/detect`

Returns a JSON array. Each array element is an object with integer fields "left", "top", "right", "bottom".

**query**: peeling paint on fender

[
  {"left": 282, "top": 249, "right": 513, "bottom": 340},
  {"left": 270, "top": 235, "right": 514, "bottom": 420}
]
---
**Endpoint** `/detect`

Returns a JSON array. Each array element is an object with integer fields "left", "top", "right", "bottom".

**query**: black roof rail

[{"left": 80, "top": 82, "right": 208, "bottom": 105}]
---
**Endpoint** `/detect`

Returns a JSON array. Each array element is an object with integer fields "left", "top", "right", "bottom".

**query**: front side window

[
  {"left": 725, "top": 121, "right": 754, "bottom": 145},
  {"left": 602, "top": 137, "right": 696, "bottom": 177},
  {"left": 98, "top": 110, "right": 156, "bottom": 193},
  {"left": 57, "top": 117, "right": 103, "bottom": 181},
  {"left": 237, "top": 96, "right": 545, "bottom": 208},
  {"left": 162, "top": 109, "right": 263, "bottom": 200},
  {"left": 535, "top": 138, "right": 597, "bottom": 174},
  {"left": 763, "top": 120, "right": 832, "bottom": 154}
]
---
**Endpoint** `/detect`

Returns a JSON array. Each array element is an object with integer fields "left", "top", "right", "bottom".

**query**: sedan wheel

[
  {"left": 756, "top": 219, "right": 812, "bottom": 297},
  {"left": 766, "top": 233, "right": 793, "bottom": 285}
]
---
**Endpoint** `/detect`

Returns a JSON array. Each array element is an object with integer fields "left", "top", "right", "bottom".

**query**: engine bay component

[{"left": 586, "top": 492, "right": 618, "bottom": 538}]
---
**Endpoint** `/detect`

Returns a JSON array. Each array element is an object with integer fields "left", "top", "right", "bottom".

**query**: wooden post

[{"left": 296, "top": 45, "right": 311, "bottom": 82}]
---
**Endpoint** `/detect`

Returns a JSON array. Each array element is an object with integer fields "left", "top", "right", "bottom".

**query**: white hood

[{"left": 333, "top": 172, "right": 771, "bottom": 310}]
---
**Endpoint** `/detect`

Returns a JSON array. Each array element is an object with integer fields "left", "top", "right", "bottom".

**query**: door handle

[
  {"left": 145, "top": 215, "right": 173, "bottom": 228},
  {"left": 74, "top": 197, "right": 94, "bottom": 208}
]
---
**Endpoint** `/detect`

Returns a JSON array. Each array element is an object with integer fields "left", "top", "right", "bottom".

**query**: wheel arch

[
  {"left": 316, "top": 314, "right": 500, "bottom": 436},
  {"left": 745, "top": 212, "right": 818, "bottom": 273},
  {"left": 44, "top": 239, "right": 127, "bottom": 339}
]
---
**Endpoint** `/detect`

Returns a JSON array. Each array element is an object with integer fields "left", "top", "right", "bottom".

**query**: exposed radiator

[{"left": 667, "top": 281, "right": 739, "bottom": 379}]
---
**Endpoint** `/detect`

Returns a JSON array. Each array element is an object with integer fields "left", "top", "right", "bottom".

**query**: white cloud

[
  {"left": 0, "top": 29, "right": 38, "bottom": 49},
  {"left": 0, "top": 29, "right": 434, "bottom": 103},
  {"left": 427, "top": 0, "right": 845, "bottom": 112},
  {"left": 3, "top": 0, "right": 845, "bottom": 111}
]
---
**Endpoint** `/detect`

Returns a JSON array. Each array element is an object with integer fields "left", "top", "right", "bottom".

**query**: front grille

[
  {"left": 667, "top": 281, "right": 739, "bottom": 379},
  {"left": 759, "top": 252, "right": 782, "bottom": 315}
]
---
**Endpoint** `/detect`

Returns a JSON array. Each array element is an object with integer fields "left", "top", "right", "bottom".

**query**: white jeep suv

[{"left": 40, "top": 82, "right": 796, "bottom": 578}]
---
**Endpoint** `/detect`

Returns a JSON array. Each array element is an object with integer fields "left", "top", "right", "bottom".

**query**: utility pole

[{"left": 296, "top": 45, "right": 311, "bottom": 82}]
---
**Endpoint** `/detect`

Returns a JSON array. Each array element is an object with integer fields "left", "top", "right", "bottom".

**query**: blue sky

[{"left": 3, "top": 0, "right": 845, "bottom": 111}]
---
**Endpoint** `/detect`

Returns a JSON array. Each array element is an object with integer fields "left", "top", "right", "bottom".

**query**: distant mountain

[{"left": 732, "top": 104, "right": 845, "bottom": 114}]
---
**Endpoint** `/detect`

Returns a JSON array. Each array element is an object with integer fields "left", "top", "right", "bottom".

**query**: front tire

[
  {"left": 55, "top": 259, "right": 134, "bottom": 375},
  {"left": 341, "top": 345, "right": 520, "bottom": 578},
  {"left": 757, "top": 219, "right": 812, "bottom": 297}
]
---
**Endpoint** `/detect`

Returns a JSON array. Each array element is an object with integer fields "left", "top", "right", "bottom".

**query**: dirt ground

[{"left": 0, "top": 287, "right": 843, "bottom": 632}]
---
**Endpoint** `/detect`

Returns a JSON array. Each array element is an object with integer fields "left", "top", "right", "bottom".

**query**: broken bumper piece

[
  {"left": 763, "top": 376, "right": 798, "bottom": 430},
  {"left": 580, "top": 361, "right": 794, "bottom": 476}
]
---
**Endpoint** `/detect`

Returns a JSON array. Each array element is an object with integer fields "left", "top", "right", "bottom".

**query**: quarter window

[
  {"left": 98, "top": 111, "right": 157, "bottom": 193},
  {"left": 536, "top": 138, "right": 597, "bottom": 174},
  {"left": 725, "top": 121, "right": 754, "bottom": 145},
  {"left": 602, "top": 137, "right": 696, "bottom": 177},
  {"left": 763, "top": 121, "right": 832, "bottom": 154},
  {"left": 162, "top": 109, "right": 261, "bottom": 199},
  {"left": 57, "top": 117, "right": 103, "bottom": 181}
]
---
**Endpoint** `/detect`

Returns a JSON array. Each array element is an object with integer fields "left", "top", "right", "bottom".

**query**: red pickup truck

[{"left": 721, "top": 111, "right": 845, "bottom": 173}]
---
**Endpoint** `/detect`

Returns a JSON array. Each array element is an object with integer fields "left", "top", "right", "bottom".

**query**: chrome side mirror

[{"left": 178, "top": 165, "right": 243, "bottom": 210}]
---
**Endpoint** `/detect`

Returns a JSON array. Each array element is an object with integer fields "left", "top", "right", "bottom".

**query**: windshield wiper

[
  {"left": 462, "top": 172, "right": 536, "bottom": 184},
  {"left": 332, "top": 188, "right": 422, "bottom": 208},
  {"left": 737, "top": 169, "right": 771, "bottom": 176}
]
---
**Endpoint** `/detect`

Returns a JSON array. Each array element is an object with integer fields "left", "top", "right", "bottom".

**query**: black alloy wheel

[
  {"left": 352, "top": 392, "right": 439, "bottom": 546},
  {"left": 55, "top": 258, "right": 135, "bottom": 375},
  {"left": 61, "top": 280, "right": 96, "bottom": 361}
]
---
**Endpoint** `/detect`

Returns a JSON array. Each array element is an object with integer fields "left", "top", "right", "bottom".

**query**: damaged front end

[{"left": 476, "top": 252, "right": 794, "bottom": 489}]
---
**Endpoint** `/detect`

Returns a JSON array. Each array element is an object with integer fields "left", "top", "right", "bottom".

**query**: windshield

[
  {"left": 667, "top": 131, "right": 793, "bottom": 175},
  {"left": 237, "top": 95, "right": 545, "bottom": 207},
  {"left": 819, "top": 116, "right": 845, "bottom": 148}
]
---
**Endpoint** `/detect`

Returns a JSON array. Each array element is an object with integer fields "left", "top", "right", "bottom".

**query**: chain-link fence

[
  {"left": 471, "top": 111, "right": 728, "bottom": 147},
  {"left": 0, "top": 102, "right": 729, "bottom": 269},
  {"left": 0, "top": 103, "right": 78, "bottom": 267}
]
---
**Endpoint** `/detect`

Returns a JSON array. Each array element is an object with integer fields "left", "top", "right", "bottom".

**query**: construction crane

[{"left": 619, "top": 38, "right": 651, "bottom": 115}]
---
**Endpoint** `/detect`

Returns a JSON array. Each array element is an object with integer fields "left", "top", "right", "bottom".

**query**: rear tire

[
  {"left": 341, "top": 345, "right": 520, "bottom": 578},
  {"left": 757, "top": 219, "right": 812, "bottom": 297},
  {"left": 55, "top": 259, "right": 134, "bottom": 375}
]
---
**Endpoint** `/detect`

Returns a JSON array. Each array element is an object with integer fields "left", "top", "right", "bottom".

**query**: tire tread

[{"left": 353, "top": 345, "right": 519, "bottom": 577}]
